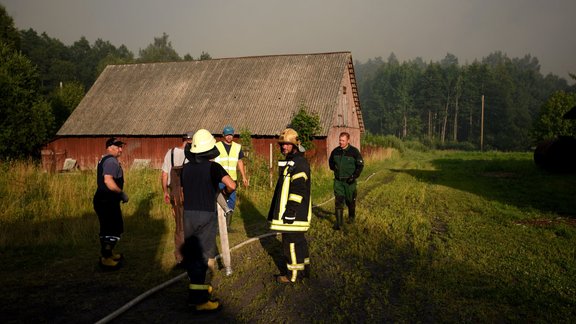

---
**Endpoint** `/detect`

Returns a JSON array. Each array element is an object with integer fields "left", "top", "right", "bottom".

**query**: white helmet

[{"left": 191, "top": 129, "right": 216, "bottom": 153}]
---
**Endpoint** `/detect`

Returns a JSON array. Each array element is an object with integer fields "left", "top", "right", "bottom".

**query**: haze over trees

[
  {"left": 1, "top": 4, "right": 574, "bottom": 158},
  {"left": 355, "top": 53, "right": 575, "bottom": 151}
]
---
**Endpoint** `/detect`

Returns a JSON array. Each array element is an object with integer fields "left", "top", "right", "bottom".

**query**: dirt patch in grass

[{"left": 514, "top": 217, "right": 576, "bottom": 227}]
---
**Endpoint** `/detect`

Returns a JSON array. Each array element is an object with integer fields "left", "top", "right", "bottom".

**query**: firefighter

[
  {"left": 181, "top": 129, "right": 236, "bottom": 312},
  {"left": 329, "top": 132, "right": 364, "bottom": 230},
  {"left": 268, "top": 128, "right": 311, "bottom": 283}
]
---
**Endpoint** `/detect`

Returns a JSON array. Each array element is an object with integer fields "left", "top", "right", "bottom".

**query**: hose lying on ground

[
  {"left": 95, "top": 171, "right": 378, "bottom": 324},
  {"left": 94, "top": 232, "right": 279, "bottom": 324}
]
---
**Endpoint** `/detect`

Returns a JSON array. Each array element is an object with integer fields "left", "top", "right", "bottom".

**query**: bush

[{"left": 362, "top": 133, "right": 405, "bottom": 151}]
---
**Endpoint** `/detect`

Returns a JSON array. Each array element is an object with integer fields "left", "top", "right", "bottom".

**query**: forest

[
  {"left": 1, "top": 4, "right": 575, "bottom": 158},
  {"left": 355, "top": 53, "right": 575, "bottom": 151}
]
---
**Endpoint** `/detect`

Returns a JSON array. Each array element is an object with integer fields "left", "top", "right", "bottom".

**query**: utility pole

[
  {"left": 428, "top": 110, "right": 432, "bottom": 140},
  {"left": 480, "top": 95, "right": 485, "bottom": 151}
]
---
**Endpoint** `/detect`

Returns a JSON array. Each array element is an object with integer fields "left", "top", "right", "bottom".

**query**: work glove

[
  {"left": 281, "top": 209, "right": 296, "bottom": 224},
  {"left": 119, "top": 191, "right": 129, "bottom": 203},
  {"left": 346, "top": 176, "right": 355, "bottom": 184}
]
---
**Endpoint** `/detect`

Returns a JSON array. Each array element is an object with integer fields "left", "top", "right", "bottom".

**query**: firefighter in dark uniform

[
  {"left": 181, "top": 129, "right": 236, "bottom": 313},
  {"left": 93, "top": 137, "right": 129, "bottom": 270},
  {"left": 329, "top": 132, "right": 364, "bottom": 230},
  {"left": 268, "top": 128, "right": 312, "bottom": 284}
]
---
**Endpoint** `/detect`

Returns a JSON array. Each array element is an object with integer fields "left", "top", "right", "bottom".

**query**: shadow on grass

[
  {"left": 0, "top": 192, "right": 169, "bottom": 324},
  {"left": 237, "top": 192, "right": 285, "bottom": 276},
  {"left": 392, "top": 158, "right": 576, "bottom": 216},
  {"left": 328, "top": 223, "right": 576, "bottom": 322}
]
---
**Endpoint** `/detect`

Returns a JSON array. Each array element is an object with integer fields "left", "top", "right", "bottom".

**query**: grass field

[{"left": 0, "top": 149, "right": 575, "bottom": 323}]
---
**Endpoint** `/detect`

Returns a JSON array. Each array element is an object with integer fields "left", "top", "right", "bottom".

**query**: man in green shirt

[{"left": 328, "top": 132, "right": 364, "bottom": 230}]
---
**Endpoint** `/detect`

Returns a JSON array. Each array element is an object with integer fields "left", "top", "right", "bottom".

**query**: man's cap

[
  {"left": 223, "top": 125, "right": 234, "bottom": 136},
  {"left": 106, "top": 137, "right": 125, "bottom": 148},
  {"left": 183, "top": 132, "right": 194, "bottom": 139}
]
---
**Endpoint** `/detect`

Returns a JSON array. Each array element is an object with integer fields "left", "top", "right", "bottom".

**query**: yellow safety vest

[{"left": 215, "top": 141, "right": 241, "bottom": 181}]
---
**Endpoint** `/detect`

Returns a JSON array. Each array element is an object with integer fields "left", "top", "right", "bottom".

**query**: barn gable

[{"left": 46, "top": 52, "right": 363, "bottom": 170}]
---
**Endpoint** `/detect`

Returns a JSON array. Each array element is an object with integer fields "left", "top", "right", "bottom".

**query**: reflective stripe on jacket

[
  {"left": 268, "top": 153, "right": 311, "bottom": 232},
  {"left": 214, "top": 141, "right": 241, "bottom": 180}
]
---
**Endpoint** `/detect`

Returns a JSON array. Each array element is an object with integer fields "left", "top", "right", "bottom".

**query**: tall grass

[
  {"left": 2, "top": 148, "right": 575, "bottom": 322},
  {"left": 0, "top": 161, "right": 169, "bottom": 248},
  {"left": 307, "top": 150, "right": 576, "bottom": 322}
]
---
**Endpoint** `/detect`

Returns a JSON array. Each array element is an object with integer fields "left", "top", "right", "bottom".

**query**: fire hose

[{"left": 95, "top": 172, "right": 377, "bottom": 324}]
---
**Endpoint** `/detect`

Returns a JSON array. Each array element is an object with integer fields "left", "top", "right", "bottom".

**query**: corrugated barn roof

[{"left": 57, "top": 52, "right": 356, "bottom": 137}]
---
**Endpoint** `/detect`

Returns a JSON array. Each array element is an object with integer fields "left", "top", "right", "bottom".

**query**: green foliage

[
  {"left": 138, "top": 32, "right": 181, "bottom": 63},
  {"left": 356, "top": 51, "right": 571, "bottom": 151},
  {"left": 0, "top": 42, "right": 54, "bottom": 158},
  {"left": 0, "top": 4, "right": 20, "bottom": 51},
  {"left": 239, "top": 128, "right": 253, "bottom": 157},
  {"left": 532, "top": 91, "right": 576, "bottom": 141},
  {"left": 49, "top": 81, "right": 85, "bottom": 131},
  {"left": 19, "top": 29, "right": 134, "bottom": 94},
  {"left": 199, "top": 51, "right": 212, "bottom": 60},
  {"left": 289, "top": 102, "right": 321, "bottom": 150},
  {"left": 362, "top": 132, "right": 406, "bottom": 151}
]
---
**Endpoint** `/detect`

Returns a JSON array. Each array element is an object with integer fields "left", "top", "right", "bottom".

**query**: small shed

[{"left": 43, "top": 52, "right": 364, "bottom": 170}]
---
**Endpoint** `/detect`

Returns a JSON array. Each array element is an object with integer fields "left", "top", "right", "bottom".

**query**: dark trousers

[
  {"left": 334, "top": 179, "right": 357, "bottom": 219},
  {"left": 93, "top": 195, "right": 123, "bottom": 256},
  {"left": 182, "top": 210, "right": 218, "bottom": 303}
]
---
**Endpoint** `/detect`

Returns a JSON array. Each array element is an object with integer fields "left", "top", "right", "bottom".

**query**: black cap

[{"left": 106, "top": 137, "right": 125, "bottom": 148}]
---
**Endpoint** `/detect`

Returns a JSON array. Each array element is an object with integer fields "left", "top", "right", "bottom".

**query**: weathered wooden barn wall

[
  {"left": 249, "top": 137, "right": 328, "bottom": 166},
  {"left": 44, "top": 136, "right": 185, "bottom": 170},
  {"left": 43, "top": 136, "right": 329, "bottom": 171},
  {"left": 325, "top": 64, "right": 363, "bottom": 152}
]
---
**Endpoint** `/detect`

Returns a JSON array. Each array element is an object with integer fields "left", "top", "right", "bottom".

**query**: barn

[{"left": 42, "top": 52, "right": 364, "bottom": 171}]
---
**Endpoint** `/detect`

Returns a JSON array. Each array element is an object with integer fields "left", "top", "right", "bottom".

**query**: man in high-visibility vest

[
  {"left": 214, "top": 125, "right": 249, "bottom": 228},
  {"left": 268, "top": 128, "right": 311, "bottom": 284}
]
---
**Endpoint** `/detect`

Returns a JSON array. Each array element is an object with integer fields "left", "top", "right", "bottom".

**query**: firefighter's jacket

[
  {"left": 268, "top": 152, "right": 311, "bottom": 232},
  {"left": 329, "top": 144, "right": 364, "bottom": 180}
]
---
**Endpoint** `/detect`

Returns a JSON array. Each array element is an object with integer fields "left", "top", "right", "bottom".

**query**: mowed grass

[{"left": 0, "top": 149, "right": 575, "bottom": 323}]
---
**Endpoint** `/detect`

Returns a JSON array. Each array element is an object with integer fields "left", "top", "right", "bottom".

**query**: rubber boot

[
  {"left": 111, "top": 250, "right": 124, "bottom": 261},
  {"left": 333, "top": 209, "right": 344, "bottom": 230},
  {"left": 347, "top": 204, "right": 356, "bottom": 224},
  {"left": 188, "top": 285, "right": 222, "bottom": 313},
  {"left": 99, "top": 239, "right": 122, "bottom": 270}
]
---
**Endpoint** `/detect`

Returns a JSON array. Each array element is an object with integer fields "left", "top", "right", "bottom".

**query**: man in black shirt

[
  {"left": 93, "top": 137, "right": 128, "bottom": 270},
  {"left": 181, "top": 129, "right": 235, "bottom": 313}
]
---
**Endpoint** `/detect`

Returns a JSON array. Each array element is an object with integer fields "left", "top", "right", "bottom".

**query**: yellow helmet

[
  {"left": 191, "top": 129, "right": 216, "bottom": 153},
  {"left": 278, "top": 128, "right": 301, "bottom": 146}
]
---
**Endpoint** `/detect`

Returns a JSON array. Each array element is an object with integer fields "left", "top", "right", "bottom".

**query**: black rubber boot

[
  {"left": 99, "top": 237, "right": 122, "bottom": 271},
  {"left": 347, "top": 203, "right": 356, "bottom": 224},
  {"left": 333, "top": 209, "right": 344, "bottom": 230}
]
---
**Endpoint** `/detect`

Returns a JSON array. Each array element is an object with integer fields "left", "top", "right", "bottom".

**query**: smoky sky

[{"left": 4, "top": 0, "right": 575, "bottom": 81}]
